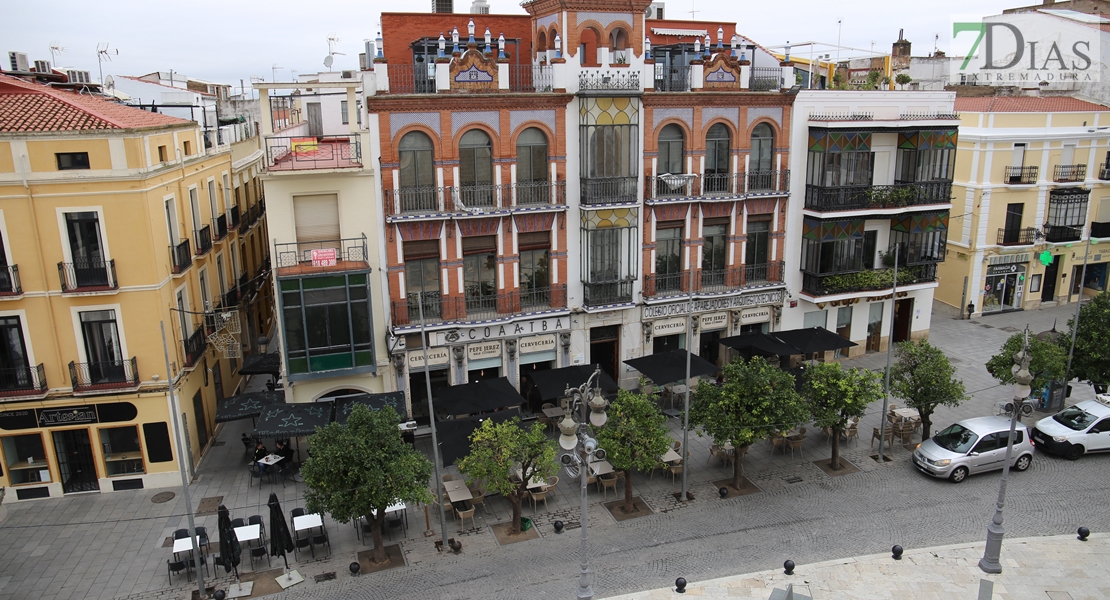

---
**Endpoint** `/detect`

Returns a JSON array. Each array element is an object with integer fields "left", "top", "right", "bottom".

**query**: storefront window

[
  {"left": 983, "top": 264, "right": 1026, "bottom": 313},
  {"left": 99, "top": 426, "right": 145, "bottom": 477},
  {"left": 2, "top": 433, "right": 50, "bottom": 485},
  {"left": 653, "top": 333, "right": 684, "bottom": 354}
]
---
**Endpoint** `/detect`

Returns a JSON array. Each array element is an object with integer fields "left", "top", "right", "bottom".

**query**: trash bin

[{"left": 520, "top": 517, "right": 533, "bottom": 532}]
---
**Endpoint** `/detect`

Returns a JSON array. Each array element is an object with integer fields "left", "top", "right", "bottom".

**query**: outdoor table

[
  {"left": 589, "top": 459, "right": 614, "bottom": 476},
  {"left": 234, "top": 524, "right": 261, "bottom": 547},
  {"left": 258, "top": 454, "right": 282, "bottom": 466},
  {"left": 172, "top": 536, "right": 202, "bottom": 559},
  {"left": 661, "top": 448, "right": 681, "bottom": 463},
  {"left": 443, "top": 480, "right": 473, "bottom": 504},
  {"left": 893, "top": 408, "right": 920, "bottom": 422},
  {"left": 542, "top": 406, "right": 565, "bottom": 419},
  {"left": 293, "top": 513, "right": 323, "bottom": 536}
]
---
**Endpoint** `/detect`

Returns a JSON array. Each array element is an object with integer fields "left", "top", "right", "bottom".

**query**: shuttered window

[
  {"left": 403, "top": 240, "right": 440, "bottom": 261},
  {"left": 461, "top": 235, "right": 497, "bottom": 256},
  {"left": 293, "top": 194, "right": 340, "bottom": 244},
  {"left": 518, "top": 232, "right": 549, "bottom": 251}
]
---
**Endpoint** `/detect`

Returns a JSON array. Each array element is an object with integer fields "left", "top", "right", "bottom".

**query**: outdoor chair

[
  {"left": 311, "top": 531, "right": 331, "bottom": 558},
  {"left": 648, "top": 460, "right": 668, "bottom": 480},
  {"left": 787, "top": 436, "right": 805, "bottom": 459},
  {"left": 709, "top": 445, "right": 733, "bottom": 467},
  {"left": 293, "top": 535, "right": 312, "bottom": 560},
  {"left": 247, "top": 515, "right": 267, "bottom": 545},
  {"left": 672, "top": 440, "right": 682, "bottom": 453},
  {"left": 547, "top": 475, "right": 559, "bottom": 488},
  {"left": 249, "top": 546, "right": 270, "bottom": 569},
  {"left": 586, "top": 472, "right": 599, "bottom": 492},
  {"left": 600, "top": 474, "right": 618, "bottom": 500},
  {"left": 771, "top": 435, "right": 786, "bottom": 455},
  {"left": 442, "top": 473, "right": 455, "bottom": 482},
  {"left": 529, "top": 489, "right": 550, "bottom": 513},
  {"left": 167, "top": 559, "right": 189, "bottom": 585},
  {"left": 668, "top": 462, "right": 684, "bottom": 484},
  {"left": 894, "top": 421, "right": 916, "bottom": 444},
  {"left": 247, "top": 463, "right": 262, "bottom": 487},
  {"left": 386, "top": 514, "right": 407, "bottom": 539},
  {"left": 231, "top": 518, "right": 246, "bottom": 529},
  {"left": 172, "top": 528, "right": 190, "bottom": 540},
  {"left": 468, "top": 488, "right": 489, "bottom": 515},
  {"left": 455, "top": 505, "right": 477, "bottom": 530},
  {"left": 538, "top": 403, "right": 555, "bottom": 431},
  {"left": 194, "top": 526, "right": 211, "bottom": 552},
  {"left": 843, "top": 425, "right": 859, "bottom": 447},
  {"left": 241, "top": 436, "right": 254, "bottom": 455},
  {"left": 871, "top": 426, "right": 895, "bottom": 448}
]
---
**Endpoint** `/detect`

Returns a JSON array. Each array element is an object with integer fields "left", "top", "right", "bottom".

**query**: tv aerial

[
  {"left": 96, "top": 43, "right": 118, "bottom": 88},
  {"left": 324, "top": 34, "right": 345, "bottom": 69},
  {"left": 49, "top": 42, "right": 66, "bottom": 65}
]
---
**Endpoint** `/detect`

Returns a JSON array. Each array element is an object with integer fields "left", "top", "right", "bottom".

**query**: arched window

[
  {"left": 749, "top": 123, "right": 774, "bottom": 190},
  {"left": 658, "top": 124, "right": 685, "bottom": 175},
  {"left": 705, "top": 123, "right": 731, "bottom": 193},
  {"left": 398, "top": 131, "right": 435, "bottom": 212},
  {"left": 516, "top": 128, "right": 550, "bottom": 205},
  {"left": 459, "top": 129, "right": 494, "bottom": 208},
  {"left": 537, "top": 31, "right": 547, "bottom": 55},
  {"left": 610, "top": 27, "right": 628, "bottom": 53}
]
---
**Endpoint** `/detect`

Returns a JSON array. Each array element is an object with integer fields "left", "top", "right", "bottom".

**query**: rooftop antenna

[
  {"left": 49, "top": 42, "right": 66, "bottom": 67},
  {"left": 934, "top": 33, "right": 940, "bottom": 54},
  {"left": 836, "top": 20, "right": 842, "bottom": 63},
  {"left": 96, "top": 43, "right": 118, "bottom": 88},
  {"left": 688, "top": 0, "right": 699, "bottom": 19},
  {"left": 271, "top": 64, "right": 283, "bottom": 83},
  {"left": 324, "top": 34, "right": 345, "bottom": 70}
]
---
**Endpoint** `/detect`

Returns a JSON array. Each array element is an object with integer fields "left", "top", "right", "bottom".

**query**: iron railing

[
  {"left": 228, "top": 205, "right": 240, "bottom": 229},
  {"left": 1100, "top": 167, "right": 1110, "bottom": 181},
  {"left": 222, "top": 285, "right": 241, "bottom": 308},
  {"left": 457, "top": 183, "right": 502, "bottom": 210},
  {"left": 69, "top": 357, "right": 138, "bottom": 393},
  {"left": 513, "top": 180, "right": 566, "bottom": 207},
  {"left": 804, "top": 181, "right": 952, "bottom": 211},
  {"left": 809, "top": 112, "right": 875, "bottom": 121},
  {"left": 1053, "top": 164, "right": 1087, "bottom": 182},
  {"left": 1092, "top": 221, "right": 1110, "bottom": 238},
  {"left": 653, "top": 65, "right": 691, "bottom": 92},
  {"left": 996, "top": 227, "right": 1036, "bottom": 246},
  {"left": 520, "top": 283, "right": 566, "bottom": 310},
  {"left": 581, "top": 176, "right": 639, "bottom": 204},
  {"left": 183, "top": 324, "right": 207, "bottom": 368},
  {"left": 643, "top": 272, "right": 688, "bottom": 298},
  {"left": 387, "top": 64, "right": 439, "bottom": 94},
  {"left": 247, "top": 203, "right": 261, "bottom": 227},
  {"left": 1044, "top": 225, "right": 1082, "bottom": 243},
  {"left": 275, "top": 236, "right": 369, "bottom": 273},
  {"left": 749, "top": 67, "right": 782, "bottom": 91},
  {"left": 645, "top": 171, "right": 790, "bottom": 198},
  {"left": 582, "top": 280, "right": 634, "bottom": 306},
  {"left": 801, "top": 264, "right": 938, "bottom": 296},
  {"left": 170, "top": 240, "right": 192, "bottom": 274},
  {"left": 386, "top": 185, "right": 446, "bottom": 214},
  {"left": 1005, "top": 166, "right": 1038, "bottom": 184},
  {"left": 747, "top": 170, "right": 791, "bottom": 193},
  {"left": 0, "top": 265, "right": 21, "bottom": 295},
  {"left": 899, "top": 112, "right": 959, "bottom": 120},
  {"left": 58, "top": 259, "right": 117, "bottom": 292},
  {"left": 579, "top": 70, "right": 640, "bottom": 91},
  {"left": 392, "top": 284, "right": 568, "bottom": 327},
  {"left": 509, "top": 65, "right": 554, "bottom": 92},
  {"left": 696, "top": 262, "right": 785, "bottom": 292},
  {"left": 0, "top": 363, "right": 46, "bottom": 397},
  {"left": 393, "top": 293, "right": 445, "bottom": 326},
  {"left": 462, "top": 287, "right": 507, "bottom": 321},
  {"left": 265, "top": 135, "right": 362, "bottom": 170},
  {"left": 743, "top": 261, "right": 785, "bottom": 286},
  {"left": 647, "top": 174, "right": 698, "bottom": 199},
  {"left": 213, "top": 214, "right": 228, "bottom": 241},
  {"left": 194, "top": 225, "right": 212, "bottom": 256}
]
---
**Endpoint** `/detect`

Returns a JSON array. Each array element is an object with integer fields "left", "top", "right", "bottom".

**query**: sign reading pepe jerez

[
  {"left": 643, "top": 290, "right": 785, "bottom": 320},
  {"left": 431, "top": 317, "right": 570, "bottom": 347},
  {"left": 950, "top": 13, "right": 1100, "bottom": 85}
]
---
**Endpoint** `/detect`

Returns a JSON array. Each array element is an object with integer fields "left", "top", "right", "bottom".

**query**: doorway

[
  {"left": 893, "top": 298, "right": 914, "bottom": 343},
  {"left": 590, "top": 325, "right": 620, "bottom": 383},
  {"left": 519, "top": 361, "right": 554, "bottom": 413},
  {"left": 192, "top": 391, "right": 208, "bottom": 449},
  {"left": 409, "top": 368, "right": 450, "bottom": 425},
  {"left": 699, "top": 330, "right": 723, "bottom": 366},
  {"left": 467, "top": 367, "right": 501, "bottom": 384},
  {"left": 52, "top": 429, "right": 99, "bottom": 493},
  {"left": 1042, "top": 255, "right": 1060, "bottom": 302},
  {"left": 212, "top": 362, "right": 224, "bottom": 402},
  {"left": 307, "top": 103, "right": 323, "bottom": 137}
]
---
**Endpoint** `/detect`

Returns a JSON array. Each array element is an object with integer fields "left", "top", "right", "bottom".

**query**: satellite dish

[
  {"left": 104, "top": 74, "right": 115, "bottom": 90},
  {"left": 323, "top": 55, "right": 334, "bottom": 68}
]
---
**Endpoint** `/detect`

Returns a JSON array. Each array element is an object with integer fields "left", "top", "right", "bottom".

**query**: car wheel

[
  {"left": 1065, "top": 445, "right": 1084, "bottom": 461},
  {"left": 1014, "top": 454, "right": 1032, "bottom": 471},
  {"left": 949, "top": 466, "right": 968, "bottom": 483}
]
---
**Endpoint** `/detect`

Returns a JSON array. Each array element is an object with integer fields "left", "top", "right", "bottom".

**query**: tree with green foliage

[
  {"left": 300, "top": 405, "right": 432, "bottom": 563},
  {"left": 865, "top": 70, "right": 883, "bottom": 90},
  {"left": 595, "top": 389, "right": 671, "bottom": 513},
  {"left": 802, "top": 362, "right": 883, "bottom": 470},
  {"left": 890, "top": 339, "right": 968, "bottom": 444},
  {"left": 1059, "top": 291, "right": 1110, "bottom": 389},
  {"left": 458, "top": 418, "right": 556, "bottom": 535},
  {"left": 986, "top": 332, "right": 1066, "bottom": 397},
  {"left": 895, "top": 73, "right": 912, "bottom": 89},
  {"left": 691, "top": 356, "right": 807, "bottom": 489}
]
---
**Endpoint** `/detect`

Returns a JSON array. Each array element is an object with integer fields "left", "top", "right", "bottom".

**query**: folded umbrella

[
  {"left": 217, "top": 504, "right": 241, "bottom": 577},
  {"left": 268, "top": 492, "right": 294, "bottom": 570}
]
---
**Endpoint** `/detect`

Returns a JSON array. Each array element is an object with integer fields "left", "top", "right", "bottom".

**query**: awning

[
  {"left": 527, "top": 365, "right": 618, "bottom": 402},
  {"left": 435, "top": 378, "right": 525, "bottom": 417},
  {"left": 253, "top": 403, "right": 334, "bottom": 438},
  {"left": 651, "top": 28, "right": 709, "bottom": 37},
  {"left": 436, "top": 409, "right": 523, "bottom": 466},
  {"left": 215, "top": 391, "right": 285, "bottom": 423},
  {"left": 333, "top": 392, "right": 406, "bottom": 424},
  {"left": 624, "top": 349, "right": 719, "bottom": 386},
  {"left": 238, "top": 352, "right": 282, "bottom": 376},
  {"left": 771, "top": 327, "right": 857, "bottom": 355},
  {"left": 719, "top": 332, "right": 801, "bottom": 357}
]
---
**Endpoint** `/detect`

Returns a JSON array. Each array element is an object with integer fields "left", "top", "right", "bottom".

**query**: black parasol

[
  {"left": 215, "top": 391, "right": 285, "bottom": 423},
  {"left": 718, "top": 332, "right": 802, "bottom": 357},
  {"left": 217, "top": 504, "right": 241, "bottom": 577},
  {"left": 771, "top": 327, "right": 857, "bottom": 355},
  {"left": 436, "top": 409, "right": 523, "bottom": 466},
  {"left": 267, "top": 492, "right": 294, "bottom": 570},
  {"left": 333, "top": 392, "right": 406, "bottom": 424},
  {"left": 238, "top": 352, "right": 282, "bottom": 376},
  {"left": 253, "top": 403, "right": 334, "bottom": 438},
  {"left": 527, "top": 364, "right": 618, "bottom": 402},
  {"left": 434, "top": 377, "right": 524, "bottom": 416},
  {"left": 624, "top": 348, "right": 719, "bottom": 386}
]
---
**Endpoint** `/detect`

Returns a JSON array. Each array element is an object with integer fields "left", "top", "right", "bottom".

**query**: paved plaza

[{"left": 0, "top": 302, "right": 1107, "bottom": 600}]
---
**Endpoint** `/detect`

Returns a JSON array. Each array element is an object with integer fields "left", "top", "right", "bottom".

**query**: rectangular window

[
  {"left": 745, "top": 219, "right": 771, "bottom": 265},
  {"left": 182, "top": 140, "right": 192, "bottom": 156},
  {"left": 803, "top": 309, "right": 827, "bottom": 329},
  {"left": 65, "top": 211, "right": 108, "bottom": 287},
  {"left": 1047, "top": 191, "right": 1089, "bottom": 228},
  {"left": 208, "top": 180, "right": 219, "bottom": 224},
  {"left": 519, "top": 232, "right": 551, "bottom": 307},
  {"left": 280, "top": 274, "right": 373, "bottom": 375},
  {"left": 895, "top": 147, "right": 955, "bottom": 182},
  {"left": 862, "top": 230, "right": 878, "bottom": 269},
  {"left": 293, "top": 194, "right": 340, "bottom": 246},
  {"left": 0, "top": 316, "right": 31, "bottom": 391},
  {"left": 158, "top": 146, "right": 168, "bottom": 163},
  {"left": 56, "top": 152, "right": 90, "bottom": 170},
  {"left": 655, "top": 223, "right": 683, "bottom": 277},
  {"left": 99, "top": 426, "right": 145, "bottom": 477},
  {"left": 802, "top": 237, "right": 864, "bottom": 274},
  {"left": 2, "top": 434, "right": 50, "bottom": 484},
  {"left": 807, "top": 151, "right": 873, "bottom": 186},
  {"left": 404, "top": 241, "right": 441, "bottom": 319},
  {"left": 702, "top": 219, "right": 728, "bottom": 279},
  {"left": 340, "top": 101, "right": 349, "bottom": 125},
  {"left": 462, "top": 235, "right": 497, "bottom": 313},
  {"left": 1011, "top": 143, "right": 1026, "bottom": 167},
  {"left": 866, "top": 302, "right": 884, "bottom": 353},
  {"left": 79, "top": 309, "right": 125, "bottom": 381}
]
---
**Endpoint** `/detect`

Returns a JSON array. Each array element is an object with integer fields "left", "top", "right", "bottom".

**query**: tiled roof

[
  {"left": 955, "top": 96, "right": 1110, "bottom": 113},
  {"left": 0, "top": 74, "right": 190, "bottom": 132}
]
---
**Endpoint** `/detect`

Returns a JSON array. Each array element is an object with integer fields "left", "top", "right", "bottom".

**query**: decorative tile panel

[
  {"left": 510, "top": 110, "right": 557, "bottom": 134},
  {"left": 514, "top": 213, "right": 556, "bottom": 232},
  {"left": 576, "top": 12, "right": 633, "bottom": 28},
  {"left": 457, "top": 217, "right": 501, "bottom": 237},
  {"left": 702, "top": 107, "right": 739, "bottom": 127},
  {"left": 536, "top": 14, "right": 559, "bottom": 29},
  {"left": 452, "top": 111, "right": 501, "bottom": 136},
  {"left": 582, "top": 207, "right": 637, "bottom": 229},
  {"left": 653, "top": 107, "right": 693, "bottom": 131},
  {"left": 390, "top": 112, "right": 440, "bottom": 138},
  {"left": 747, "top": 107, "right": 782, "bottom": 130},
  {"left": 397, "top": 221, "right": 443, "bottom": 241}
]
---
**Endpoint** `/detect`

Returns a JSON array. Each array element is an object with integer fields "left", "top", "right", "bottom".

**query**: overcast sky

[{"left": 3, "top": 0, "right": 1016, "bottom": 89}]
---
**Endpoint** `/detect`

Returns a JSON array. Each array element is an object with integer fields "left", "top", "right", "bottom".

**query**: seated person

[
  {"left": 254, "top": 441, "right": 271, "bottom": 474},
  {"left": 274, "top": 440, "right": 295, "bottom": 469}
]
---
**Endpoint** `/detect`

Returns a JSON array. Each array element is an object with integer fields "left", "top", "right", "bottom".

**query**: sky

[{"left": 3, "top": 0, "right": 1017, "bottom": 90}]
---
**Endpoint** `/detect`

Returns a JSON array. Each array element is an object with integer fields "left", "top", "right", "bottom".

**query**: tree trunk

[
  {"left": 920, "top": 409, "right": 933, "bottom": 445},
  {"left": 830, "top": 426, "right": 842, "bottom": 470},
  {"left": 366, "top": 512, "right": 386, "bottom": 563},
  {"left": 732, "top": 445, "right": 749, "bottom": 489},
  {"left": 509, "top": 491, "right": 523, "bottom": 535},
  {"left": 622, "top": 468, "right": 635, "bottom": 512}
]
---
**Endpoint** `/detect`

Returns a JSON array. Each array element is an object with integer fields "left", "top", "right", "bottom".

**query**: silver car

[{"left": 912, "top": 416, "right": 1035, "bottom": 483}]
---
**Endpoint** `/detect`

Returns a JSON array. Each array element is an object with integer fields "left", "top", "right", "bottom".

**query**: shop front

[
  {"left": 643, "top": 290, "right": 785, "bottom": 364},
  {"left": 518, "top": 334, "right": 558, "bottom": 412},
  {"left": 983, "top": 262, "right": 1026, "bottom": 313},
  {"left": 406, "top": 346, "right": 451, "bottom": 425}
]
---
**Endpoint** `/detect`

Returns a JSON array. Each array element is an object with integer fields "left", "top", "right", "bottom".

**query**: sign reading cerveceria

[{"left": 950, "top": 13, "right": 1100, "bottom": 84}]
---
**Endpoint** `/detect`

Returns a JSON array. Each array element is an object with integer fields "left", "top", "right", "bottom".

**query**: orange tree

[{"left": 595, "top": 389, "right": 670, "bottom": 513}]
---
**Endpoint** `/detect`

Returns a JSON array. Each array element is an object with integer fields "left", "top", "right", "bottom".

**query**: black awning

[
  {"left": 527, "top": 365, "right": 618, "bottom": 402},
  {"left": 333, "top": 392, "right": 407, "bottom": 424},
  {"left": 719, "top": 332, "right": 802, "bottom": 357},
  {"left": 215, "top": 391, "right": 285, "bottom": 423},
  {"left": 771, "top": 327, "right": 857, "bottom": 355},
  {"left": 435, "top": 377, "right": 525, "bottom": 416},
  {"left": 238, "top": 352, "right": 282, "bottom": 376},
  {"left": 624, "top": 349, "right": 719, "bottom": 386},
  {"left": 253, "top": 402, "right": 334, "bottom": 438},
  {"left": 436, "top": 409, "right": 523, "bottom": 466}
]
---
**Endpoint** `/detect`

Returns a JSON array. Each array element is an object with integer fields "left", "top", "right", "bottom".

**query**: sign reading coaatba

[{"left": 432, "top": 317, "right": 569, "bottom": 346}]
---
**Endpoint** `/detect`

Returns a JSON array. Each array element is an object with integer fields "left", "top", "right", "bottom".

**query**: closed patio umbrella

[
  {"left": 217, "top": 504, "right": 241, "bottom": 578},
  {"left": 268, "top": 493, "right": 294, "bottom": 568}
]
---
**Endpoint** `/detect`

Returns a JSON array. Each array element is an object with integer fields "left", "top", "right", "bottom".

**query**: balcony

[
  {"left": 1044, "top": 225, "right": 1082, "bottom": 243},
  {"left": 228, "top": 205, "right": 241, "bottom": 229},
  {"left": 801, "top": 264, "right": 938, "bottom": 297},
  {"left": 1005, "top": 166, "right": 1038, "bottom": 185},
  {"left": 1053, "top": 164, "right": 1087, "bottom": 183},
  {"left": 653, "top": 65, "right": 691, "bottom": 92},
  {"left": 385, "top": 181, "right": 567, "bottom": 216},
  {"left": 390, "top": 284, "right": 568, "bottom": 327},
  {"left": 749, "top": 67, "right": 782, "bottom": 91},
  {"left": 804, "top": 181, "right": 952, "bottom": 212},
  {"left": 69, "top": 357, "right": 138, "bottom": 393},
  {"left": 1100, "top": 167, "right": 1110, "bottom": 181},
  {"left": 275, "top": 236, "right": 368, "bottom": 277},
  {"left": 583, "top": 280, "right": 634, "bottom": 307},
  {"left": 643, "top": 272, "right": 689, "bottom": 298},
  {"left": 170, "top": 239, "right": 192, "bottom": 274},
  {"left": 194, "top": 225, "right": 212, "bottom": 256},
  {"left": 1091, "top": 221, "right": 1110, "bottom": 238},
  {"left": 386, "top": 65, "right": 438, "bottom": 94},
  {"left": 698, "top": 262, "right": 785, "bottom": 293},
  {"left": 509, "top": 65, "right": 554, "bottom": 92},
  {"left": 996, "top": 227, "right": 1037, "bottom": 246},
  {"left": 578, "top": 70, "right": 640, "bottom": 93},
  {"left": 265, "top": 135, "right": 362, "bottom": 171},
  {"left": 0, "top": 265, "right": 21, "bottom": 296},
  {"left": 520, "top": 284, "right": 566, "bottom": 311},
  {"left": 645, "top": 171, "right": 791, "bottom": 200},
  {"left": 581, "top": 176, "right": 639, "bottom": 205},
  {"left": 213, "top": 214, "right": 228, "bottom": 241},
  {"left": 182, "top": 324, "right": 207, "bottom": 368},
  {"left": 0, "top": 364, "right": 47, "bottom": 398},
  {"left": 58, "top": 259, "right": 117, "bottom": 293}
]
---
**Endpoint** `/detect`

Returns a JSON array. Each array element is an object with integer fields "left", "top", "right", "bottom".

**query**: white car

[
  {"left": 1031, "top": 396, "right": 1110, "bottom": 460},
  {"left": 913, "top": 416, "right": 1035, "bottom": 483}
]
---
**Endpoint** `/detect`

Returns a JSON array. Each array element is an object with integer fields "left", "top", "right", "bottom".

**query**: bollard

[
  {"left": 1078, "top": 526, "right": 1090, "bottom": 541},
  {"left": 675, "top": 577, "right": 687, "bottom": 593},
  {"left": 892, "top": 545, "right": 903, "bottom": 560},
  {"left": 783, "top": 559, "right": 795, "bottom": 575}
]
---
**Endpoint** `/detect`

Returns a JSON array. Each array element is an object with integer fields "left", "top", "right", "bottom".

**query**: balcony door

[
  {"left": 293, "top": 194, "right": 340, "bottom": 258},
  {"left": 655, "top": 223, "right": 683, "bottom": 292},
  {"left": 749, "top": 123, "right": 774, "bottom": 190},
  {"left": 65, "top": 212, "right": 107, "bottom": 287},
  {"left": 459, "top": 130, "right": 494, "bottom": 208},
  {"left": 80, "top": 309, "right": 124, "bottom": 383},
  {"left": 0, "top": 229, "right": 10, "bottom": 293},
  {"left": 705, "top": 124, "right": 731, "bottom": 193},
  {"left": 1003, "top": 203, "right": 1024, "bottom": 244},
  {"left": 307, "top": 103, "right": 323, "bottom": 137},
  {"left": 516, "top": 128, "right": 549, "bottom": 205},
  {"left": 463, "top": 235, "right": 497, "bottom": 315},
  {"left": 404, "top": 241, "right": 441, "bottom": 320},
  {"left": 0, "top": 316, "right": 30, "bottom": 391},
  {"left": 399, "top": 132, "right": 436, "bottom": 212}
]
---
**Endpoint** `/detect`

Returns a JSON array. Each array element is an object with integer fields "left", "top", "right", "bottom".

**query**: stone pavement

[
  {"left": 0, "top": 301, "right": 1102, "bottom": 600},
  {"left": 607, "top": 533, "right": 1109, "bottom": 599}
]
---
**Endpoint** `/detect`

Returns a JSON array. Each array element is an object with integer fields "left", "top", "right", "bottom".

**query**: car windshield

[
  {"left": 933, "top": 423, "right": 979, "bottom": 454},
  {"left": 1053, "top": 406, "right": 1097, "bottom": 431}
]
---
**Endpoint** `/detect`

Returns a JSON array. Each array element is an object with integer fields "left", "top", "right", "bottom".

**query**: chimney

[{"left": 471, "top": 0, "right": 489, "bottom": 14}]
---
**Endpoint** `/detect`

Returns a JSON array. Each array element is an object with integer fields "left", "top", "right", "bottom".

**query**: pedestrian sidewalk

[{"left": 606, "top": 533, "right": 1108, "bottom": 600}]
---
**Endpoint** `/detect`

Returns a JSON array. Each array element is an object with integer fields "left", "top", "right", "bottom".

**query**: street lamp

[
  {"left": 979, "top": 326, "right": 1034, "bottom": 573},
  {"left": 1064, "top": 228, "right": 1099, "bottom": 395},
  {"left": 557, "top": 367, "right": 609, "bottom": 600}
]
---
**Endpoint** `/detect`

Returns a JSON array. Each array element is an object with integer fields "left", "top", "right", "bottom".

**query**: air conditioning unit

[
  {"left": 341, "top": 70, "right": 355, "bottom": 79},
  {"left": 34, "top": 60, "right": 51, "bottom": 74},
  {"left": 8, "top": 51, "right": 30, "bottom": 72},
  {"left": 645, "top": 2, "right": 665, "bottom": 19},
  {"left": 67, "top": 70, "right": 91, "bottom": 84}
]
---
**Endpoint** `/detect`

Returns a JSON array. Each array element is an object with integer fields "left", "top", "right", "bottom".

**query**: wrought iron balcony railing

[
  {"left": 804, "top": 181, "right": 952, "bottom": 212},
  {"left": 391, "top": 284, "right": 568, "bottom": 327},
  {"left": 645, "top": 171, "right": 791, "bottom": 199},
  {"left": 653, "top": 65, "right": 691, "bottom": 92},
  {"left": 275, "top": 236, "right": 368, "bottom": 276},
  {"left": 183, "top": 324, "right": 207, "bottom": 368},
  {"left": 0, "top": 363, "right": 46, "bottom": 397},
  {"left": 385, "top": 181, "right": 567, "bottom": 215},
  {"left": 580, "top": 176, "right": 639, "bottom": 204},
  {"left": 1005, "top": 166, "right": 1038, "bottom": 185},
  {"left": 509, "top": 65, "right": 554, "bottom": 92},
  {"left": 583, "top": 280, "right": 634, "bottom": 307},
  {"left": 643, "top": 272, "right": 689, "bottom": 298},
  {"left": 194, "top": 225, "right": 212, "bottom": 256},
  {"left": 749, "top": 67, "right": 782, "bottom": 91},
  {"left": 265, "top": 135, "right": 362, "bottom": 171},
  {"left": 386, "top": 65, "right": 439, "bottom": 94},
  {"left": 520, "top": 284, "right": 566, "bottom": 311},
  {"left": 1044, "top": 225, "right": 1082, "bottom": 243},
  {"left": 579, "top": 70, "right": 640, "bottom": 91},
  {"left": 801, "top": 264, "right": 938, "bottom": 296},
  {"left": 513, "top": 180, "right": 566, "bottom": 207},
  {"left": 0, "top": 265, "right": 21, "bottom": 296},
  {"left": 996, "top": 227, "right": 1037, "bottom": 246},
  {"left": 170, "top": 239, "right": 192, "bottom": 274},
  {"left": 58, "top": 259, "right": 117, "bottom": 293},
  {"left": 69, "top": 357, "right": 138, "bottom": 393},
  {"left": 228, "top": 205, "right": 241, "bottom": 229},
  {"left": 742, "top": 261, "right": 785, "bottom": 286},
  {"left": 1053, "top": 164, "right": 1087, "bottom": 182},
  {"left": 213, "top": 214, "right": 228, "bottom": 241},
  {"left": 1100, "top": 167, "right": 1110, "bottom": 181}
]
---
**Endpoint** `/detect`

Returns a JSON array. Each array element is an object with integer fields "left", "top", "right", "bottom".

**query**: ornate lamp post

[
  {"left": 556, "top": 367, "right": 609, "bottom": 600},
  {"left": 979, "top": 326, "right": 1034, "bottom": 573}
]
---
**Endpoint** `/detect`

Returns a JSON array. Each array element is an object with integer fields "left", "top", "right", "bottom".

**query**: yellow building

[
  {"left": 0, "top": 74, "right": 270, "bottom": 501},
  {"left": 938, "top": 96, "right": 1110, "bottom": 317}
]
